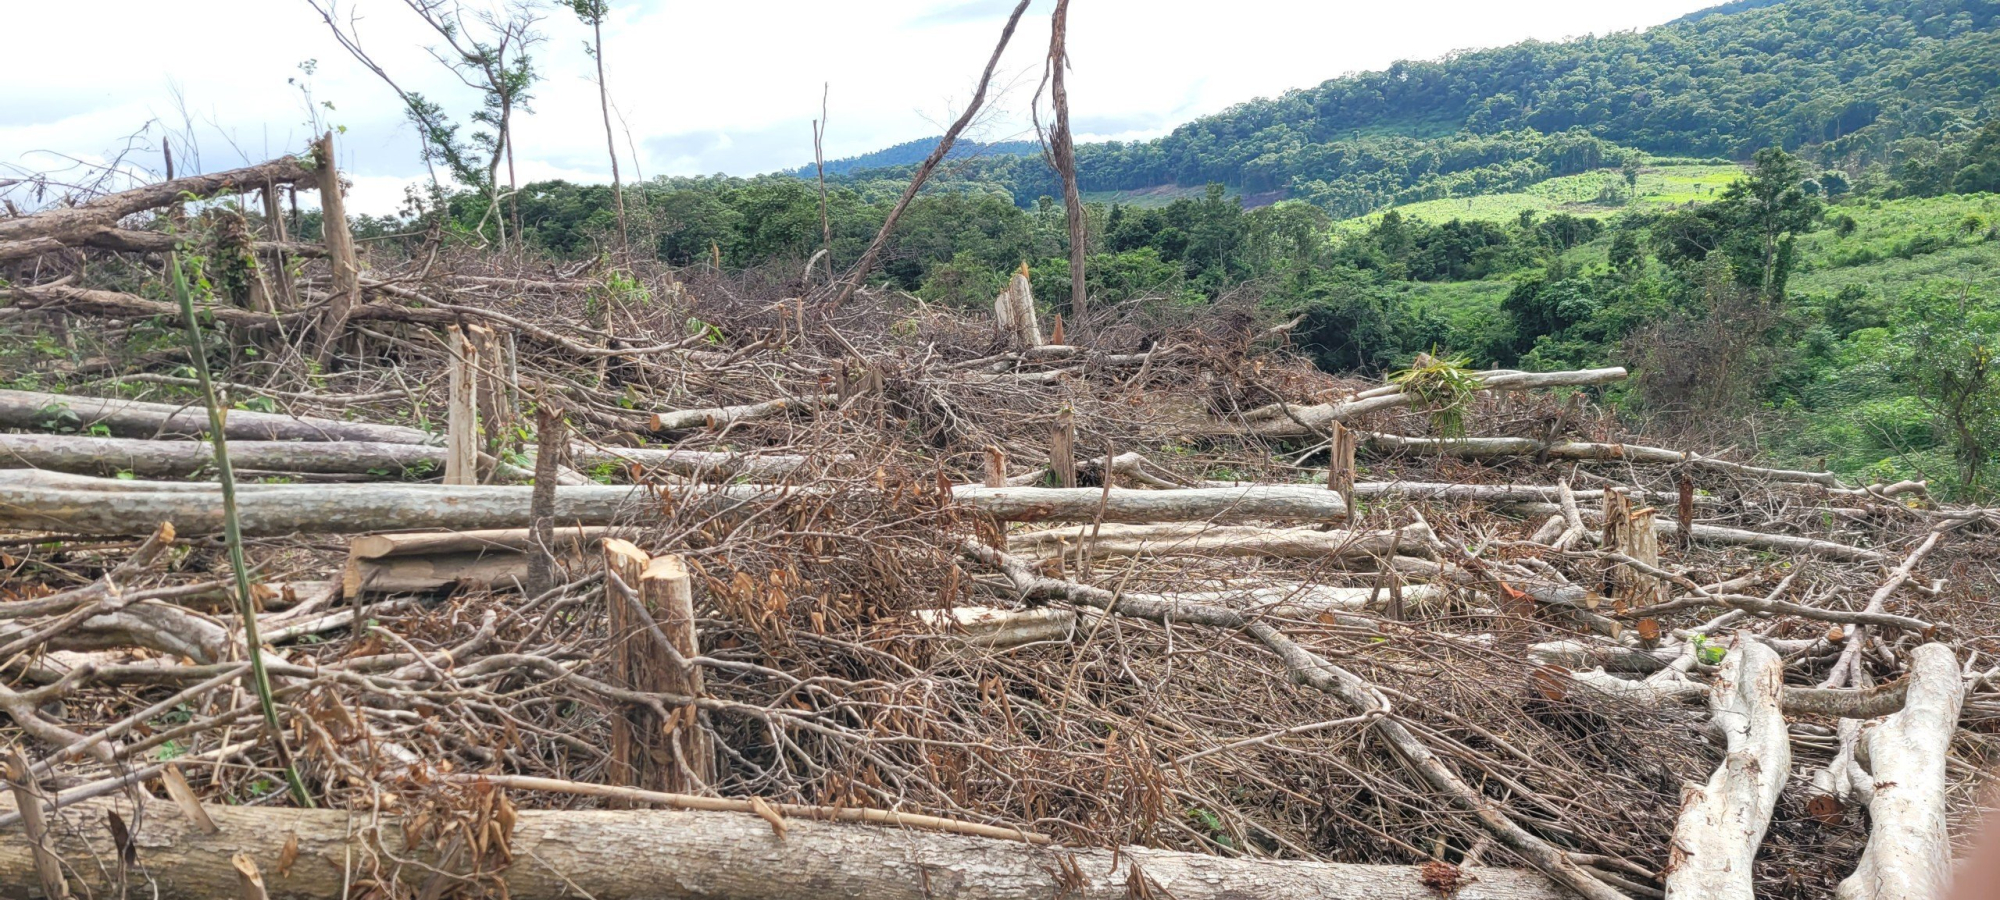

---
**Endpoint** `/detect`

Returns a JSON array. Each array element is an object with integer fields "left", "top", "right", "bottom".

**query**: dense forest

[{"left": 331, "top": 0, "right": 2000, "bottom": 499}]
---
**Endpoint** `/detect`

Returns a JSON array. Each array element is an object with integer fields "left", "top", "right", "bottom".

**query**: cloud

[
  {"left": 903, "top": 0, "right": 1020, "bottom": 28},
  {"left": 0, "top": 0, "right": 1723, "bottom": 214},
  {"left": 644, "top": 121, "right": 815, "bottom": 178}
]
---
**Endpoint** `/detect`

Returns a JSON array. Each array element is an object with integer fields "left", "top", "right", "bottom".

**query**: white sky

[{"left": 1, "top": 0, "right": 1721, "bottom": 215}]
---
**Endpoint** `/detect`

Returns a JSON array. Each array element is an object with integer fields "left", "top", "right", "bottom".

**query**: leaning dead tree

[{"left": 2, "top": 135, "right": 1997, "bottom": 900}]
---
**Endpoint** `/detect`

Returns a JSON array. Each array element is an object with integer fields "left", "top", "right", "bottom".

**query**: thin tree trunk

[
  {"left": 827, "top": 0, "right": 1033, "bottom": 309},
  {"left": 1046, "top": 0, "right": 1087, "bottom": 318}
]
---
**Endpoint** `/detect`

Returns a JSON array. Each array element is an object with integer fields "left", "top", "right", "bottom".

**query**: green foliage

[
  {"left": 1390, "top": 353, "right": 1483, "bottom": 438},
  {"left": 1892, "top": 289, "right": 2000, "bottom": 491}
]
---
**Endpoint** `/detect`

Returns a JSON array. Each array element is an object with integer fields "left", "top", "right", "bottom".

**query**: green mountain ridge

[{"left": 803, "top": 0, "right": 2000, "bottom": 219}]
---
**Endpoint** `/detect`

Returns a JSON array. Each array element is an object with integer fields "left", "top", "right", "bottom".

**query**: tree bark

[
  {"left": 1664, "top": 636, "right": 1790, "bottom": 900},
  {"left": 0, "top": 796, "right": 1574, "bottom": 900},
  {"left": 604, "top": 540, "right": 712, "bottom": 794},
  {"left": 1835, "top": 643, "right": 1964, "bottom": 900},
  {"left": 309, "top": 131, "right": 361, "bottom": 363},
  {"left": 445, "top": 325, "right": 481, "bottom": 485},
  {"left": 994, "top": 263, "right": 1045, "bottom": 349},
  {"left": 1046, "top": 0, "right": 1087, "bottom": 319}
]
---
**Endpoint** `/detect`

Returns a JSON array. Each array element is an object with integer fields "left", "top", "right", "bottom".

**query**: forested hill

[
  {"left": 813, "top": 0, "right": 2000, "bottom": 218},
  {"left": 790, "top": 137, "right": 1040, "bottom": 179}
]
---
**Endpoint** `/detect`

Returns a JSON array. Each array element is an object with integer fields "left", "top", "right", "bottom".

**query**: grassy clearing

[{"left": 1344, "top": 163, "right": 1745, "bottom": 227}]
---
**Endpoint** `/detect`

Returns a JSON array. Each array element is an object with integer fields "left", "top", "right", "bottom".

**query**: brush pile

[{"left": 0, "top": 146, "right": 1995, "bottom": 900}]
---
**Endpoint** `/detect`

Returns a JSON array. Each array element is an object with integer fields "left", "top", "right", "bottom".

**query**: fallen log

[
  {"left": 650, "top": 396, "right": 834, "bottom": 432},
  {"left": 1835, "top": 643, "right": 1963, "bottom": 900},
  {"left": 0, "top": 795, "right": 1572, "bottom": 900},
  {"left": 0, "top": 472, "right": 1361, "bottom": 535},
  {"left": 1360, "top": 433, "right": 1846, "bottom": 488},
  {"left": 917, "top": 606, "right": 1083, "bottom": 649},
  {"left": 0, "top": 470, "right": 754, "bottom": 536},
  {"left": 952, "top": 484, "right": 1348, "bottom": 524},
  {"left": 1012, "top": 521, "right": 1434, "bottom": 560},
  {"left": 0, "top": 432, "right": 439, "bottom": 479},
  {"left": 350, "top": 526, "right": 616, "bottom": 560},
  {"left": 0, "top": 155, "right": 317, "bottom": 248},
  {"left": 1664, "top": 635, "right": 1790, "bottom": 900},
  {"left": 0, "top": 388, "right": 431, "bottom": 444},
  {"left": 1502, "top": 501, "right": 1887, "bottom": 563},
  {"left": 1240, "top": 367, "right": 1628, "bottom": 439},
  {"left": 570, "top": 446, "right": 840, "bottom": 480}
]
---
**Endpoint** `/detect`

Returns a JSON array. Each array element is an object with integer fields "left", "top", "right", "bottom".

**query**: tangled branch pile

[{"left": 1, "top": 146, "right": 1996, "bottom": 900}]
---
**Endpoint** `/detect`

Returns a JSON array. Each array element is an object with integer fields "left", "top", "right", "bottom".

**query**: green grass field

[{"left": 1343, "top": 163, "right": 1746, "bottom": 228}]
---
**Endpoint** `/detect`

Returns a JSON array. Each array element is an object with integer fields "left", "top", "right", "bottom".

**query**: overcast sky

[{"left": 2, "top": 0, "right": 1720, "bottom": 214}]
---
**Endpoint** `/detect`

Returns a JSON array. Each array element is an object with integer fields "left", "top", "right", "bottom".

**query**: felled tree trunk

[
  {"left": 1664, "top": 636, "right": 1790, "bottom": 900},
  {"left": 951, "top": 484, "right": 1348, "bottom": 524},
  {"left": 0, "top": 796, "right": 1573, "bottom": 900},
  {"left": 0, "top": 433, "right": 440, "bottom": 478},
  {"left": 0, "top": 156, "right": 316, "bottom": 251},
  {"left": 0, "top": 388, "right": 430, "bottom": 444},
  {"left": 1359, "top": 433, "right": 1844, "bottom": 487},
  {"left": 1240, "top": 367, "right": 1627, "bottom": 438},
  {"left": 1012, "top": 521, "right": 1434, "bottom": 561},
  {"left": 0, "top": 471, "right": 744, "bottom": 536},
  {"left": 0, "top": 473, "right": 1352, "bottom": 536},
  {"left": 1835, "top": 643, "right": 1964, "bottom": 900}
]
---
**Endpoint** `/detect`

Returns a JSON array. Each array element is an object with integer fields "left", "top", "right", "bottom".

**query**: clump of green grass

[{"left": 1390, "top": 352, "right": 1482, "bottom": 438}]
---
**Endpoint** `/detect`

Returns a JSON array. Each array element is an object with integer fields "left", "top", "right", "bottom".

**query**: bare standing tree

[
  {"left": 825, "top": 0, "right": 1033, "bottom": 310},
  {"left": 405, "top": 0, "right": 543, "bottom": 254},
  {"left": 812, "top": 83, "right": 832, "bottom": 280},
  {"left": 1040, "top": 0, "right": 1088, "bottom": 320},
  {"left": 303, "top": 0, "right": 542, "bottom": 252},
  {"left": 568, "top": 0, "right": 628, "bottom": 257}
]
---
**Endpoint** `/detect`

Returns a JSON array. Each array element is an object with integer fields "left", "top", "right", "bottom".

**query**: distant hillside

[
  {"left": 791, "top": 137, "right": 1040, "bottom": 179},
  {"left": 811, "top": 0, "right": 2000, "bottom": 218},
  {"left": 1671, "top": 0, "right": 1789, "bottom": 24}
]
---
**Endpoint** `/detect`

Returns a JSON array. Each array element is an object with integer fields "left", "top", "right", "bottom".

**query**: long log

[
  {"left": 571, "top": 446, "right": 840, "bottom": 480},
  {"left": 0, "top": 796, "right": 1570, "bottom": 900},
  {"left": 0, "top": 432, "right": 438, "bottom": 478},
  {"left": 1012, "top": 521, "right": 1434, "bottom": 560},
  {"left": 0, "top": 388, "right": 431, "bottom": 444},
  {"left": 0, "top": 472, "right": 1357, "bottom": 536},
  {"left": 1664, "top": 636, "right": 1790, "bottom": 900},
  {"left": 1360, "top": 433, "right": 1845, "bottom": 487},
  {"left": 0, "top": 431, "right": 822, "bottom": 483},
  {"left": 951, "top": 485, "right": 1348, "bottom": 524},
  {"left": 1502, "top": 501, "right": 1887, "bottom": 563},
  {"left": 1835, "top": 643, "right": 1964, "bottom": 900},
  {"left": 650, "top": 396, "right": 834, "bottom": 433},
  {"left": 1242, "top": 368, "right": 1628, "bottom": 438},
  {"left": 0, "top": 470, "right": 754, "bottom": 536}
]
